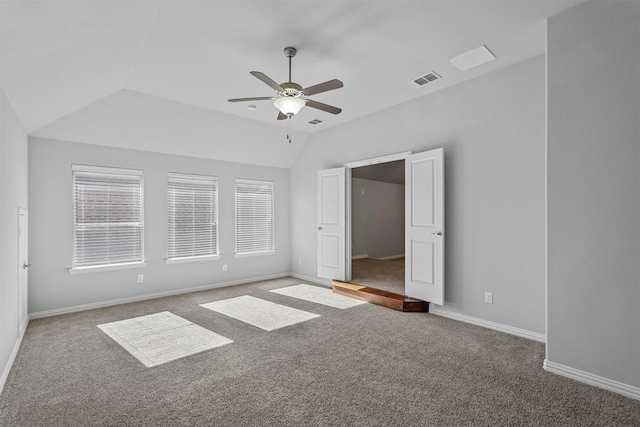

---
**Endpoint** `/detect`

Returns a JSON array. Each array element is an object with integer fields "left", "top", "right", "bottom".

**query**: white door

[
  {"left": 18, "top": 208, "right": 29, "bottom": 331},
  {"left": 405, "top": 148, "right": 444, "bottom": 305},
  {"left": 317, "top": 167, "right": 346, "bottom": 281}
]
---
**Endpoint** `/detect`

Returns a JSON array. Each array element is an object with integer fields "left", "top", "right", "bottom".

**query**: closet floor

[{"left": 350, "top": 257, "right": 405, "bottom": 295}]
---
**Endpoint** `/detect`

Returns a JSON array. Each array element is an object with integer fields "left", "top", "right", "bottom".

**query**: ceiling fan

[{"left": 228, "top": 47, "right": 343, "bottom": 121}]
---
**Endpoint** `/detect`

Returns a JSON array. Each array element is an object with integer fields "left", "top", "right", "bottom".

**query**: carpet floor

[
  {"left": 1, "top": 276, "right": 639, "bottom": 426},
  {"left": 351, "top": 257, "right": 405, "bottom": 295}
]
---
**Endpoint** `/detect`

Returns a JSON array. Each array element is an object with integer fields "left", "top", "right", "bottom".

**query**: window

[
  {"left": 235, "top": 179, "right": 274, "bottom": 256},
  {"left": 72, "top": 165, "right": 144, "bottom": 270},
  {"left": 167, "top": 173, "right": 218, "bottom": 261}
]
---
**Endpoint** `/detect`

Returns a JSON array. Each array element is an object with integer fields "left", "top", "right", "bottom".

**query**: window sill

[
  {"left": 234, "top": 250, "right": 276, "bottom": 258},
  {"left": 68, "top": 261, "right": 147, "bottom": 275},
  {"left": 166, "top": 255, "right": 221, "bottom": 264}
]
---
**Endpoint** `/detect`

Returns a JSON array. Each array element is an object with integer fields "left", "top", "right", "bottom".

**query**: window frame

[
  {"left": 69, "top": 164, "right": 145, "bottom": 274},
  {"left": 166, "top": 172, "right": 220, "bottom": 263},
  {"left": 234, "top": 178, "right": 276, "bottom": 257}
]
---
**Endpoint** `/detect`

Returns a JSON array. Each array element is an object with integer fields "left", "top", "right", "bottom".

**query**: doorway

[
  {"left": 350, "top": 160, "right": 406, "bottom": 295},
  {"left": 317, "top": 148, "right": 445, "bottom": 305}
]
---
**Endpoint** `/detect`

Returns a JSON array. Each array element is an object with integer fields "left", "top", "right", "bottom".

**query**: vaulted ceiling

[{"left": 1, "top": 0, "right": 582, "bottom": 167}]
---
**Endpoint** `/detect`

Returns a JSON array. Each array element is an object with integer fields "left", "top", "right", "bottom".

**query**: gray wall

[
  {"left": 28, "top": 138, "right": 290, "bottom": 314},
  {"left": 547, "top": 1, "right": 640, "bottom": 388},
  {"left": 290, "top": 55, "right": 547, "bottom": 335},
  {"left": 0, "top": 88, "right": 29, "bottom": 386},
  {"left": 351, "top": 178, "right": 404, "bottom": 259}
]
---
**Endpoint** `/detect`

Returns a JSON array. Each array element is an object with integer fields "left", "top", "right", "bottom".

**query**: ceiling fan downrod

[{"left": 284, "top": 47, "right": 296, "bottom": 83}]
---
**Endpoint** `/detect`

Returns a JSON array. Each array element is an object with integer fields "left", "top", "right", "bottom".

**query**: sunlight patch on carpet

[
  {"left": 97, "top": 311, "right": 233, "bottom": 367},
  {"left": 270, "top": 284, "right": 367, "bottom": 309},
  {"left": 200, "top": 295, "right": 320, "bottom": 331}
]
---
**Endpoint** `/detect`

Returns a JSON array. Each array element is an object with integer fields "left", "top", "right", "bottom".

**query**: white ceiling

[{"left": 1, "top": 0, "right": 582, "bottom": 167}]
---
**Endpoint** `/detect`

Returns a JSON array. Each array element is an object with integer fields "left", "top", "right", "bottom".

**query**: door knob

[
  {"left": 317, "top": 226, "right": 323, "bottom": 231},
  {"left": 23, "top": 263, "right": 31, "bottom": 269},
  {"left": 431, "top": 231, "right": 443, "bottom": 236}
]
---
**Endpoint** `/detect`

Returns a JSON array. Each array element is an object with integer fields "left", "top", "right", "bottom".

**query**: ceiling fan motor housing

[{"left": 280, "top": 82, "right": 303, "bottom": 96}]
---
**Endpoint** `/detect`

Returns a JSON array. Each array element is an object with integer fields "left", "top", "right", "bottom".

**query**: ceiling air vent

[
  {"left": 450, "top": 45, "right": 496, "bottom": 71},
  {"left": 308, "top": 119, "right": 323, "bottom": 125},
  {"left": 412, "top": 72, "right": 441, "bottom": 86}
]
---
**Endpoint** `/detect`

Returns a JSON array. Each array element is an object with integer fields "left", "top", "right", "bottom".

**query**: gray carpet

[{"left": 1, "top": 276, "right": 639, "bottom": 426}]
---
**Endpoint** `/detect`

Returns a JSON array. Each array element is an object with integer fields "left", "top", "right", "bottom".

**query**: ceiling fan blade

[
  {"left": 306, "top": 99, "right": 342, "bottom": 115},
  {"left": 277, "top": 112, "right": 287, "bottom": 120},
  {"left": 302, "top": 79, "right": 344, "bottom": 96},
  {"left": 250, "top": 71, "right": 284, "bottom": 92},
  {"left": 228, "top": 97, "right": 274, "bottom": 102}
]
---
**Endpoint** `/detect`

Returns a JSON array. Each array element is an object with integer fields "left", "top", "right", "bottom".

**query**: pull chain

[{"left": 287, "top": 116, "right": 292, "bottom": 143}]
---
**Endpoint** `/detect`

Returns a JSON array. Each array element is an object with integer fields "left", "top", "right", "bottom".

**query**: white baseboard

[
  {"left": 29, "top": 273, "right": 291, "bottom": 319},
  {"left": 544, "top": 359, "right": 640, "bottom": 401},
  {"left": 19, "top": 317, "right": 28, "bottom": 336},
  {"left": 289, "top": 272, "right": 332, "bottom": 288},
  {"left": 429, "top": 307, "right": 546, "bottom": 343},
  {"left": 351, "top": 254, "right": 368, "bottom": 260},
  {"left": 376, "top": 254, "right": 405, "bottom": 260},
  {"left": 1, "top": 319, "right": 28, "bottom": 395}
]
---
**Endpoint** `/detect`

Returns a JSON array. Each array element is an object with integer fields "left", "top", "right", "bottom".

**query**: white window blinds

[
  {"left": 72, "top": 165, "right": 144, "bottom": 269},
  {"left": 235, "top": 179, "right": 274, "bottom": 255},
  {"left": 167, "top": 173, "right": 218, "bottom": 260}
]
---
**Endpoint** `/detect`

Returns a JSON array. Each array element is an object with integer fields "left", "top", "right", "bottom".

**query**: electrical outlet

[
  {"left": 484, "top": 292, "right": 493, "bottom": 304},
  {"left": 298, "top": 258, "right": 302, "bottom": 265},
  {"left": 137, "top": 274, "right": 144, "bottom": 283},
  {"left": 223, "top": 264, "right": 228, "bottom": 272}
]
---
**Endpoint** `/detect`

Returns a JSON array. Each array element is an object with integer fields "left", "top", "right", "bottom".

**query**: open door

[
  {"left": 18, "top": 208, "right": 29, "bottom": 332},
  {"left": 317, "top": 167, "right": 346, "bottom": 281},
  {"left": 405, "top": 148, "right": 444, "bottom": 305}
]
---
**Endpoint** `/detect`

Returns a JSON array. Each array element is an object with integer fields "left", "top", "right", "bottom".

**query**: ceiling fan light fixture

[{"left": 274, "top": 96, "right": 306, "bottom": 116}]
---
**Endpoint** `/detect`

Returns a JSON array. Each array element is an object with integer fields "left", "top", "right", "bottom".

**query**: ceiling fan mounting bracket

[{"left": 283, "top": 47, "right": 297, "bottom": 58}]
